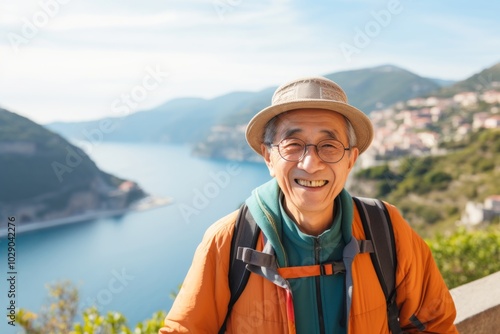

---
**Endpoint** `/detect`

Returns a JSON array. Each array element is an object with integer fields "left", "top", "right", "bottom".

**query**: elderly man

[{"left": 160, "top": 77, "right": 457, "bottom": 333}]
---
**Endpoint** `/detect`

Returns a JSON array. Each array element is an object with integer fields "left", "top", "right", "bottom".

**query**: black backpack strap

[
  {"left": 353, "top": 197, "right": 402, "bottom": 334},
  {"left": 219, "top": 203, "right": 260, "bottom": 334}
]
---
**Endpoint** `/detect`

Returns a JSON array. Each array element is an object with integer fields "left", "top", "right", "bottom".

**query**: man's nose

[{"left": 297, "top": 145, "right": 325, "bottom": 172}]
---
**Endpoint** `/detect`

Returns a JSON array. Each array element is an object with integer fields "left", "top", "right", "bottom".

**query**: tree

[
  {"left": 17, "top": 280, "right": 78, "bottom": 334},
  {"left": 17, "top": 281, "right": 166, "bottom": 334}
]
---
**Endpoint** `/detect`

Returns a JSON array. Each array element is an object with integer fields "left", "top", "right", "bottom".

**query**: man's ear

[
  {"left": 261, "top": 143, "right": 276, "bottom": 177},
  {"left": 346, "top": 147, "right": 359, "bottom": 171}
]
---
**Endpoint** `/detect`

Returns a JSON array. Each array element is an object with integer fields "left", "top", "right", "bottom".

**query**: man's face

[{"left": 261, "top": 109, "right": 359, "bottom": 221}]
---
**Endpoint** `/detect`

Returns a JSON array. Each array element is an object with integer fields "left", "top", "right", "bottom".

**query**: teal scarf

[
  {"left": 245, "top": 178, "right": 354, "bottom": 333},
  {"left": 245, "top": 178, "right": 353, "bottom": 266}
]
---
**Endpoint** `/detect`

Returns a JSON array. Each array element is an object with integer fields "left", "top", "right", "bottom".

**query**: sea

[{"left": 0, "top": 142, "right": 271, "bottom": 333}]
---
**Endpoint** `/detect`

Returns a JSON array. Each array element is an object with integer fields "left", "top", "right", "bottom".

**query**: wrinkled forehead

[{"left": 273, "top": 109, "right": 349, "bottom": 140}]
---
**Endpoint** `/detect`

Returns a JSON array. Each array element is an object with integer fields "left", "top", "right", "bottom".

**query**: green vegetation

[
  {"left": 73, "top": 308, "right": 166, "bottom": 334},
  {"left": 16, "top": 281, "right": 167, "bottom": 334},
  {"left": 17, "top": 225, "right": 500, "bottom": 331},
  {"left": 427, "top": 226, "right": 500, "bottom": 289},
  {"left": 326, "top": 64, "right": 440, "bottom": 112},
  {"left": 17, "top": 281, "right": 78, "bottom": 334},
  {"left": 47, "top": 64, "right": 445, "bottom": 161},
  {"left": 0, "top": 109, "right": 123, "bottom": 203},
  {"left": 434, "top": 62, "right": 500, "bottom": 97},
  {"left": 354, "top": 129, "right": 500, "bottom": 236},
  {"left": 0, "top": 108, "right": 146, "bottom": 224}
]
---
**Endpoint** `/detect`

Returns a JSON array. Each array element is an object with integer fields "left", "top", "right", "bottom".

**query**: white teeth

[{"left": 296, "top": 179, "right": 327, "bottom": 187}]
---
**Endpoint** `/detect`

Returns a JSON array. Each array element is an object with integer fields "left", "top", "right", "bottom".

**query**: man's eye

[
  {"left": 281, "top": 139, "right": 303, "bottom": 148},
  {"left": 320, "top": 141, "right": 341, "bottom": 149}
]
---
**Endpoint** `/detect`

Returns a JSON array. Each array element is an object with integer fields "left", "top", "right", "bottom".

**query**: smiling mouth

[{"left": 295, "top": 179, "right": 328, "bottom": 188}]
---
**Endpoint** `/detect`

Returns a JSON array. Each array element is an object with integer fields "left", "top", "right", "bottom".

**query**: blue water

[{"left": 0, "top": 143, "right": 271, "bottom": 333}]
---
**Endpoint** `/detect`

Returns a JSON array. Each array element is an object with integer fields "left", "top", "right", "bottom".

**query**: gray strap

[
  {"left": 237, "top": 238, "right": 290, "bottom": 290},
  {"left": 358, "top": 239, "right": 374, "bottom": 253},
  {"left": 343, "top": 237, "right": 362, "bottom": 322},
  {"left": 245, "top": 263, "right": 290, "bottom": 290},
  {"left": 237, "top": 247, "right": 276, "bottom": 269}
]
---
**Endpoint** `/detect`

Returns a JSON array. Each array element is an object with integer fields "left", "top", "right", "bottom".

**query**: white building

[
  {"left": 461, "top": 201, "right": 485, "bottom": 226},
  {"left": 454, "top": 92, "right": 478, "bottom": 107},
  {"left": 484, "top": 116, "right": 500, "bottom": 129},
  {"left": 461, "top": 195, "right": 500, "bottom": 226},
  {"left": 481, "top": 90, "right": 500, "bottom": 104},
  {"left": 485, "top": 195, "right": 500, "bottom": 212}
]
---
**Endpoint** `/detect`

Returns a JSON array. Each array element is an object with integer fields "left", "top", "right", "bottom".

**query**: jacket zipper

[{"left": 314, "top": 237, "right": 326, "bottom": 334}]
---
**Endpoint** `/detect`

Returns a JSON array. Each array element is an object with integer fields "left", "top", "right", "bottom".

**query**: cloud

[
  {"left": 48, "top": 12, "right": 188, "bottom": 30},
  {"left": 0, "top": 0, "right": 498, "bottom": 123}
]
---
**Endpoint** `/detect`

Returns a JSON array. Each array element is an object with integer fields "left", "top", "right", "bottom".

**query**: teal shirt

[
  {"left": 280, "top": 195, "right": 347, "bottom": 334},
  {"left": 245, "top": 179, "right": 354, "bottom": 334}
]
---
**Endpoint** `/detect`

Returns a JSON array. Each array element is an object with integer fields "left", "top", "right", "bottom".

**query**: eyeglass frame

[{"left": 266, "top": 137, "right": 351, "bottom": 164}]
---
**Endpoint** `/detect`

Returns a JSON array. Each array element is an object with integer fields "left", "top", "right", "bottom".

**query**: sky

[{"left": 0, "top": 0, "right": 499, "bottom": 124}]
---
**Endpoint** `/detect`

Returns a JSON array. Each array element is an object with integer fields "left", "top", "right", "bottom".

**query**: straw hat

[{"left": 245, "top": 76, "right": 374, "bottom": 155}]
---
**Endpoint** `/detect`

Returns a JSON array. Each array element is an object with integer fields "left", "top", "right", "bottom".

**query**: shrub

[
  {"left": 17, "top": 282, "right": 166, "bottom": 334},
  {"left": 423, "top": 171, "right": 453, "bottom": 191},
  {"left": 427, "top": 227, "right": 500, "bottom": 289}
]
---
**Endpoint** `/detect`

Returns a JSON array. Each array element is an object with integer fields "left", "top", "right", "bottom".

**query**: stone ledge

[{"left": 450, "top": 271, "right": 500, "bottom": 333}]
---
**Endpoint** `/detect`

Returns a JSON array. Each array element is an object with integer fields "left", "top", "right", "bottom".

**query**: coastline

[{"left": 0, "top": 195, "right": 173, "bottom": 237}]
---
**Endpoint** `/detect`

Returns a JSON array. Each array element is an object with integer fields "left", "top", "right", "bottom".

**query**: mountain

[
  {"left": 433, "top": 62, "right": 500, "bottom": 97},
  {"left": 0, "top": 108, "right": 146, "bottom": 225},
  {"left": 48, "top": 97, "right": 207, "bottom": 144},
  {"left": 428, "top": 78, "right": 457, "bottom": 87},
  {"left": 47, "top": 90, "right": 279, "bottom": 145},
  {"left": 193, "top": 65, "right": 444, "bottom": 160},
  {"left": 46, "top": 64, "right": 442, "bottom": 158},
  {"left": 324, "top": 64, "right": 441, "bottom": 112}
]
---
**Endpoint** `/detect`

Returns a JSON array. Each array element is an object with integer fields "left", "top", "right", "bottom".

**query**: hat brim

[{"left": 245, "top": 99, "right": 374, "bottom": 156}]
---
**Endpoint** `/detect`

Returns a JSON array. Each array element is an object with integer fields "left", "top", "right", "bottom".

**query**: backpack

[{"left": 219, "top": 197, "right": 402, "bottom": 334}]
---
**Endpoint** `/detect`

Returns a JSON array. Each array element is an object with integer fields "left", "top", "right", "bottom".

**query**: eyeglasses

[{"left": 269, "top": 138, "right": 350, "bottom": 163}]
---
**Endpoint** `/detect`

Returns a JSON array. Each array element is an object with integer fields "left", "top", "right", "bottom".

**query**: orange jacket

[{"left": 160, "top": 202, "right": 457, "bottom": 333}]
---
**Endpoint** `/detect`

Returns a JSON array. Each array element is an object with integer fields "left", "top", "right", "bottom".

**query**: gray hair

[{"left": 263, "top": 112, "right": 357, "bottom": 148}]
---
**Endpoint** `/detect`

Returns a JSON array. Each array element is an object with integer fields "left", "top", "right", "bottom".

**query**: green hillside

[
  {"left": 434, "top": 62, "right": 500, "bottom": 97},
  {"left": 325, "top": 64, "right": 440, "bottom": 112},
  {"left": 192, "top": 65, "right": 442, "bottom": 160},
  {"left": 45, "top": 63, "right": 496, "bottom": 163},
  {"left": 47, "top": 91, "right": 274, "bottom": 145},
  {"left": 352, "top": 129, "right": 500, "bottom": 237},
  {"left": 47, "top": 64, "right": 440, "bottom": 146},
  {"left": 0, "top": 108, "right": 145, "bottom": 223}
]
